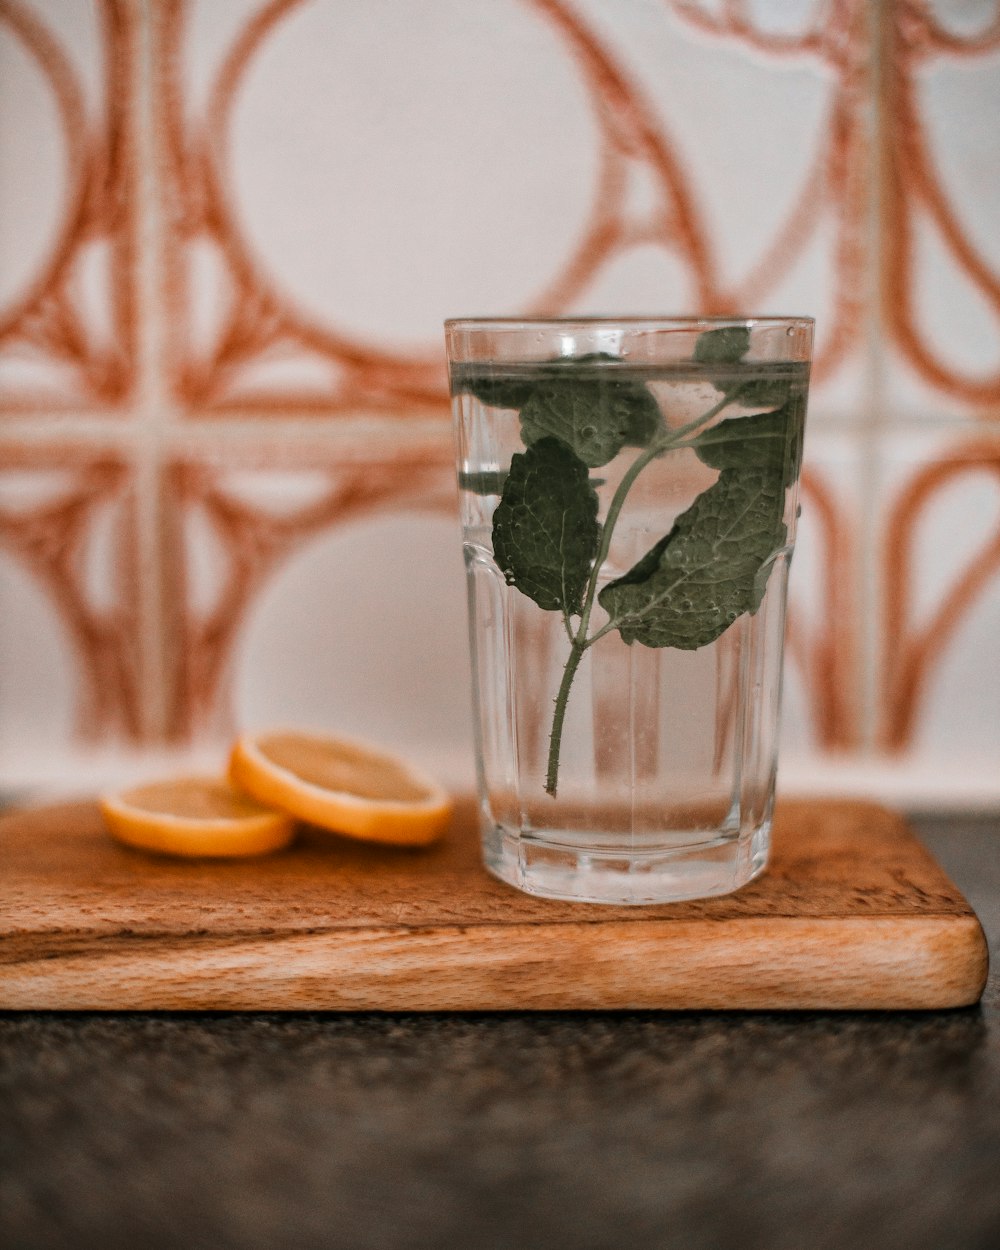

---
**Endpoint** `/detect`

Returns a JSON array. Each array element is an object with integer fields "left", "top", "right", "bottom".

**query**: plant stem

[
  {"left": 543, "top": 386, "right": 742, "bottom": 797},
  {"left": 545, "top": 636, "right": 586, "bottom": 796}
]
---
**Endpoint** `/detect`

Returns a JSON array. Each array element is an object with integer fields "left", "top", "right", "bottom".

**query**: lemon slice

[
  {"left": 228, "top": 729, "right": 453, "bottom": 846},
  {"left": 100, "top": 777, "right": 296, "bottom": 858}
]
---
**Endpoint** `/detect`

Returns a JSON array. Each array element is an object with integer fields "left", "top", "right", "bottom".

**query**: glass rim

[{"left": 445, "top": 313, "right": 814, "bottom": 331}]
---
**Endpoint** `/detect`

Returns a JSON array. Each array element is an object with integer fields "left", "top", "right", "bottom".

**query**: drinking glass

[{"left": 446, "top": 317, "right": 813, "bottom": 904}]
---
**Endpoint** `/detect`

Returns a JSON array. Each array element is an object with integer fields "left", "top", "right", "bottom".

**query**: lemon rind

[
  {"left": 228, "top": 733, "right": 452, "bottom": 845},
  {"left": 99, "top": 790, "right": 295, "bottom": 859}
]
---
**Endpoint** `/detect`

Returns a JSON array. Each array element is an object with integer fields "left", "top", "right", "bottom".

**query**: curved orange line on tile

[
  {"left": 0, "top": 0, "right": 137, "bottom": 409},
  {"left": 786, "top": 467, "right": 860, "bottom": 749},
  {"left": 900, "top": 1, "right": 1000, "bottom": 57},
  {"left": 667, "top": 0, "right": 827, "bottom": 57},
  {"left": 881, "top": 440, "right": 1000, "bottom": 750},
  {"left": 529, "top": 0, "right": 720, "bottom": 312},
  {"left": 91, "top": 0, "right": 138, "bottom": 402},
  {"left": 0, "top": 450, "right": 141, "bottom": 739},
  {"left": 882, "top": 2, "right": 1000, "bottom": 408},
  {"left": 0, "top": 0, "right": 89, "bottom": 337}
]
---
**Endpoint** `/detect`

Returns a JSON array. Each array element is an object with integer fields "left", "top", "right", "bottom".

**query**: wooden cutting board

[{"left": 0, "top": 798, "right": 988, "bottom": 1011}]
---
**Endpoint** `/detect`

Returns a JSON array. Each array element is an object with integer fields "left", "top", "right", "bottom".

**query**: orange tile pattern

[
  {"left": 881, "top": 438, "right": 1000, "bottom": 750},
  {"left": 882, "top": 1, "right": 1000, "bottom": 408},
  {"left": 164, "top": 441, "right": 455, "bottom": 740},
  {"left": 790, "top": 466, "right": 861, "bottom": 752},
  {"left": 0, "top": 0, "right": 138, "bottom": 412},
  {"left": 1, "top": 0, "right": 999, "bottom": 800},
  {"left": 159, "top": 0, "right": 872, "bottom": 406},
  {"left": 0, "top": 445, "right": 139, "bottom": 734}
]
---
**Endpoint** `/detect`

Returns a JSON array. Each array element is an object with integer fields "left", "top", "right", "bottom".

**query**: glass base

[{"left": 482, "top": 821, "right": 770, "bottom": 905}]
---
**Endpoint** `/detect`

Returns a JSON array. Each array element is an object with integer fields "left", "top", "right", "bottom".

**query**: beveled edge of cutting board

[{"left": 0, "top": 913, "right": 989, "bottom": 1011}]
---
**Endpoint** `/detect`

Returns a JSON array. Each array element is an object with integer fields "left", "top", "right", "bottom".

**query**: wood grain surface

[{"left": 0, "top": 798, "right": 989, "bottom": 1011}]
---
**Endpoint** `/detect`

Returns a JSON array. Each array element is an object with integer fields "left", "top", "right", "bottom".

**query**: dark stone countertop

[{"left": 2, "top": 815, "right": 998, "bottom": 1250}]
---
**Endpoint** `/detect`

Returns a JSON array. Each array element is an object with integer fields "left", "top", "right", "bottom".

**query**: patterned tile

[
  {"left": 781, "top": 426, "right": 864, "bottom": 758},
  {"left": 0, "top": 443, "right": 140, "bottom": 784},
  {"left": 159, "top": 436, "right": 465, "bottom": 772},
  {"left": 572, "top": 0, "right": 874, "bottom": 414},
  {"left": 877, "top": 426, "right": 1000, "bottom": 765},
  {"left": 0, "top": 0, "right": 139, "bottom": 413},
  {"left": 159, "top": 0, "right": 874, "bottom": 420},
  {"left": 881, "top": 0, "right": 1000, "bottom": 420}
]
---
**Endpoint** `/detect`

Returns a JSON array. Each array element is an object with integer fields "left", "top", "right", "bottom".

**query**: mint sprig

[{"left": 457, "top": 332, "right": 803, "bottom": 796}]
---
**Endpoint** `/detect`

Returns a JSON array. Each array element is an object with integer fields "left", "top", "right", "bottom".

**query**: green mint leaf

[
  {"left": 621, "top": 383, "right": 664, "bottom": 447},
  {"left": 452, "top": 355, "right": 663, "bottom": 460},
  {"left": 598, "top": 465, "right": 787, "bottom": 649},
  {"left": 692, "top": 399, "right": 804, "bottom": 489},
  {"left": 520, "top": 376, "right": 661, "bottom": 467},
  {"left": 694, "top": 326, "right": 750, "bottom": 364},
  {"left": 561, "top": 353, "right": 662, "bottom": 446},
  {"left": 458, "top": 469, "right": 508, "bottom": 495},
  {"left": 450, "top": 367, "right": 534, "bottom": 410},
  {"left": 738, "top": 376, "right": 790, "bottom": 408},
  {"left": 492, "top": 437, "right": 600, "bottom": 614},
  {"left": 519, "top": 381, "right": 629, "bottom": 467}
]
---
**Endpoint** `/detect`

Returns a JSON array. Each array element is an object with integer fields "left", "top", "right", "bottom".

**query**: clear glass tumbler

[{"left": 446, "top": 316, "right": 813, "bottom": 904}]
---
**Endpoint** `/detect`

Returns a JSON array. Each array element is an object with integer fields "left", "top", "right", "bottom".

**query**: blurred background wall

[{"left": 1, "top": 0, "right": 998, "bottom": 808}]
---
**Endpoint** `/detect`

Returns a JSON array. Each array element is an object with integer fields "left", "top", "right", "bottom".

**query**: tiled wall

[{"left": 1, "top": 0, "right": 998, "bottom": 808}]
